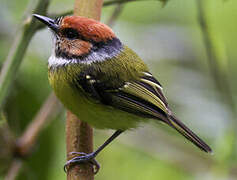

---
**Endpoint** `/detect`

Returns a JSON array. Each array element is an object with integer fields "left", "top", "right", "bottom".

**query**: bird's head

[{"left": 33, "top": 14, "right": 122, "bottom": 65}]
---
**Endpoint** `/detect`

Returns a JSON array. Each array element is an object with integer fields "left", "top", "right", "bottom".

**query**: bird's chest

[
  {"left": 48, "top": 66, "right": 142, "bottom": 130},
  {"left": 48, "top": 66, "right": 90, "bottom": 109}
]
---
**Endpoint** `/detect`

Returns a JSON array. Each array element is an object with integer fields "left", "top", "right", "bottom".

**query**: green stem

[
  {"left": 196, "top": 0, "right": 236, "bottom": 116},
  {"left": 0, "top": 0, "right": 50, "bottom": 110},
  {"left": 0, "top": 22, "right": 36, "bottom": 109}
]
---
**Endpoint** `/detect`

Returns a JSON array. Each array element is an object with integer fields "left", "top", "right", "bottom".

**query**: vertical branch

[
  {"left": 74, "top": 0, "right": 103, "bottom": 20},
  {"left": 66, "top": 0, "right": 103, "bottom": 180},
  {"left": 66, "top": 113, "right": 94, "bottom": 179}
]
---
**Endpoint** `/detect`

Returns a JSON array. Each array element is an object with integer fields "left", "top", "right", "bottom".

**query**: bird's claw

[{"left": 64, "top": 152, "right": 100, "bottom": 174}]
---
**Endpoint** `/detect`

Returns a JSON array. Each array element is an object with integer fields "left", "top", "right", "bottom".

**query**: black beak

[{"left": 33, "top": 14, "right": 59, "bottom": 33}]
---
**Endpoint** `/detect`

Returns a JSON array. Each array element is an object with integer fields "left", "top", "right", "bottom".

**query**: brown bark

[
  {"left": 66, "top": 0, "right": 103, "bottom": 179},
  {"left": 66, "top": 112, "right": 94, "bottom": 180}
]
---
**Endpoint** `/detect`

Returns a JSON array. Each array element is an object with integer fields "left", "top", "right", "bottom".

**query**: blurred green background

[{"left": 1, "top": 0, "right": 237, "bottom": 179}]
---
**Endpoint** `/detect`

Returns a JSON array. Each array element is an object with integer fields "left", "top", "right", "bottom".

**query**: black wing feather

[{"left": 75, "top": 72, "right": 212, "bottom": 153}]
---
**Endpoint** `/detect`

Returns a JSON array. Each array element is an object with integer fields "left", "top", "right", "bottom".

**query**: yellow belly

[{"left": 49, "top": 71, "right": 144, "bottom": 130}]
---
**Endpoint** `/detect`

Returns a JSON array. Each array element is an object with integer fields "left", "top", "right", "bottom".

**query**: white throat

[
  {"left": 48, "top": 54, "right": 78, "bottom": 67},
  {"left": 48, "top": 45, "right": 123, "bottom": 68}
]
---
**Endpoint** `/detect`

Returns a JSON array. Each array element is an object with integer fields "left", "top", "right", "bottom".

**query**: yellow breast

[{"left": 48, "top": 65, "right": 144, "bottom": 130}]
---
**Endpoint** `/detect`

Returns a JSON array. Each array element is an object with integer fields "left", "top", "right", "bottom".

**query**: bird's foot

[{"left": 64, "top": 152, "right": 100, "bottom": 174}]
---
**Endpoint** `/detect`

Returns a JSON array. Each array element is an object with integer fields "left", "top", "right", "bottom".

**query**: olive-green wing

[
  {"left": 77, "top": 71, "right": 212, "bottom": 153},
  {"left": 108, "top": 72, "right": 170, "bottom": 121}
]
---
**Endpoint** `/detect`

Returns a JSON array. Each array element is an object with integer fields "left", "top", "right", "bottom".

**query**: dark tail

[{"left": 166, "top": 115, "right": 212, "bottom": 153}]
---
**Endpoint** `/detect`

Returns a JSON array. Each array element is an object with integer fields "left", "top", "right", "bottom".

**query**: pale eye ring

[{"left": 62, "top": 28, "right": 79, "bottom": 40}]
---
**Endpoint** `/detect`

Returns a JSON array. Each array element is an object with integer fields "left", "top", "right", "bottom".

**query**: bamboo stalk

[{"left": 66, "top": 1, "right": 103, "bottom": 179}]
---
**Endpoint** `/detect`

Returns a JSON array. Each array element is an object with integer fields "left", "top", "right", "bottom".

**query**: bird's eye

[{"left": 62, "top": 28, "right": 79, "bottom": 40}]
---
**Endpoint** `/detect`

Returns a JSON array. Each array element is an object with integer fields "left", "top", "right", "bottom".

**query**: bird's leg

[{"left": 64, "top": 130, "right": 123, "bottom": 174}]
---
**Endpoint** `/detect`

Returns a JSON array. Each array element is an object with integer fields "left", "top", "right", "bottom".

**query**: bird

[{"left": 33, "top": 14, "right": 212, "bottom": 173}]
